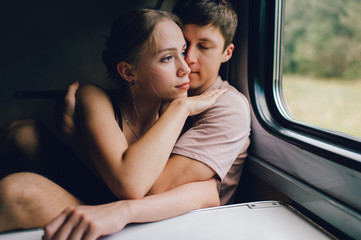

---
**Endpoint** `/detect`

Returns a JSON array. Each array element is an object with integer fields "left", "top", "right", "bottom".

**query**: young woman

[
  {"left": 66, "top": 8, "right": 225, "bottom": 200},
  {"left": 0, "top": 9, "right": 224, "bottom": 239}
]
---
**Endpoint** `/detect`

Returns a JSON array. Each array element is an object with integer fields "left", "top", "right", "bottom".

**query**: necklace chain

[{"left": 122, "top": 112, "right": 139, "bottom": 140}]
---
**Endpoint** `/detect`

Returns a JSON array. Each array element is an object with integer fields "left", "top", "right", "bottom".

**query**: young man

[
  {"left": 151, "top": 0, "right": 250, "bottom": 205},
  {"left": 0, "top": 0, "right": 250, "bottom": 234}
]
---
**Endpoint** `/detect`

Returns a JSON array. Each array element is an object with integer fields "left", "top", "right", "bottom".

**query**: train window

[{"left": 279, "top": 0, "right": 361, "bottom": 139}]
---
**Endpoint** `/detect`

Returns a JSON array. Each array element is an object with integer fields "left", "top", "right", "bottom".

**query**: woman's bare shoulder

[
  {"left": 76, "top": 83, "right": 114, "bottom": 113},
  {"left": 77, "top": 83, "right": 111, "bottom": 102},
  {"left": 77, "top": 83, "right": 107, "bottom": 96}
]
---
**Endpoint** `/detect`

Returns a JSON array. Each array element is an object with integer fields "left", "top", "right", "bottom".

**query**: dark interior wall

[{"left": 0, "top": 0, "right": 156, "bottom": 130}]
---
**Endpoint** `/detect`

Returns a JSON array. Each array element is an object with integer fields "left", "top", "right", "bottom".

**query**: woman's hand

[
  {"left": 43, "top": 201, "right": 130, "bottom": 240},
  {"left": 182, "top": 88, "right": 227, "bottom": 116}
]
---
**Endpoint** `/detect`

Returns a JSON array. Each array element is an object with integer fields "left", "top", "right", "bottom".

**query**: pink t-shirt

[{"left": 172, "top": 77, "right": 251, "bottom": 205}]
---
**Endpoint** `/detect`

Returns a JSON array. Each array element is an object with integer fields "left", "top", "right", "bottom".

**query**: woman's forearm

[
  {"left": 43, "top": 178, "right": 219, "bottom": 240},
  {"left": 117, "top": 99, "right": 190, "bottom": 198}
]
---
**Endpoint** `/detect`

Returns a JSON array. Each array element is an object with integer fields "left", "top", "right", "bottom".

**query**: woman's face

[{"left": 135, "top": 19, "right": 190, "bottom": 101}]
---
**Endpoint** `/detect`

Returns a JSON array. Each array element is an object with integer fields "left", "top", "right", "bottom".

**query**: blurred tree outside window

[{"left": 282, "top": 0, "right": 361, "bottom": 139}]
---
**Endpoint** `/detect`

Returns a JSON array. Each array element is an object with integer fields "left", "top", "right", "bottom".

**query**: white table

[{"left": 0, "top": 201, "right": 334, "bottom": 240}]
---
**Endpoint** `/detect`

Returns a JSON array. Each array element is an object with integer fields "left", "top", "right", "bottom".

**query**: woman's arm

[
  {"left": 76, "top": 84, "right": 225, "bottom": 199},
  {"left": 43, "top": 178, "right": 219, "bottom": 240}
]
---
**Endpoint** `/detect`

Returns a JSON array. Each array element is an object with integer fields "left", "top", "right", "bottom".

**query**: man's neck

[{"left": 188, "top": 76, "right": 219, "bottom": 96}]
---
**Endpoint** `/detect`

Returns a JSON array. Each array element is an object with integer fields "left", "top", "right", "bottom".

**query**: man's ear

[
  {"left": 116, "top": 61, "right": 135, "bottom": 82},
  {"left": 221, "top": 43, "right": 234, "bottom": 63}
]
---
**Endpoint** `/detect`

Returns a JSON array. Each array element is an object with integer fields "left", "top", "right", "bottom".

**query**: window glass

[{"left": 282, "top": 0, "right": 361, "bottom": 139}]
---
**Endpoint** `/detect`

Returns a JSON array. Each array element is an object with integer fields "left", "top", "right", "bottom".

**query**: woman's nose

[{"left": 177, "top": 56, "right": 191, "bottom": 77}]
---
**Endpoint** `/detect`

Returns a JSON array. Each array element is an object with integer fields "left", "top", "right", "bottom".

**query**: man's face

[{"left": 183, "top": 24, "right": 233, "bottom": 96}]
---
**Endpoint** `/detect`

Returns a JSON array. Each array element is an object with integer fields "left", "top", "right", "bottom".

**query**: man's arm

[
  {"left": 148, "top": 154, "right": 216, "bottom": 195},
  {"left": 149, "top": 89, "right": 251, "bottom": 197}
]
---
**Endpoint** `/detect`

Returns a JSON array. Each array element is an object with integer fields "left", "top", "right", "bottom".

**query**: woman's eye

[{"left": 161, "top": 55, "right": 173, "bottom": 62}]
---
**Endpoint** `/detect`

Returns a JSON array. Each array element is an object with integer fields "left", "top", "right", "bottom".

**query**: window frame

[{"left": 248, "top": 0, "right": 361, "bottom": 171}]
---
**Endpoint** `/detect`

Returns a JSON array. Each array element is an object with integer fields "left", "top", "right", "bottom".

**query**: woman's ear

[
  {"left": 221, "top": 43, "right": 234, "bottom": 63},
  {"left": 116, "top": 61, "right": 135, "bottom": 83}
]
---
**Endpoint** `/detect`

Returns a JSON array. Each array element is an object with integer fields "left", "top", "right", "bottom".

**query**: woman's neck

[
  {"left": 134, "top": 100, "right": 160, "bottom": 131},
  {"left": 119, "top": 89, "right": 161, "bottom": 137}
]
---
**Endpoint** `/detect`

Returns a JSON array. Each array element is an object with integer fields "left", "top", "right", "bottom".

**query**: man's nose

[{"left": 185, "top": 46, "right": 197, "bottom": 65}]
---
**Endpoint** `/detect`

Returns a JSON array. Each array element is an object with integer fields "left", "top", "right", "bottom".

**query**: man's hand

[
  {"left": 55, "top": 82, "right": 101, "bottom": 176},
  {"left": 55, "top": 82, "right": 79, "bottom": 145}
]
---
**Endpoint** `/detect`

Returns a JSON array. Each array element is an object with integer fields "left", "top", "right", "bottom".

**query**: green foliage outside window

[
  {"left": 282, "top": 0, "right": 361, "bottom": 138},
  {"left": 283, "top": 0, "right": 361, "bottom": 79}
]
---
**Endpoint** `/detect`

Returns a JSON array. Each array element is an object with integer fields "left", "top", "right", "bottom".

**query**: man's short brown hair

[{"left": 173, "top": 0, "right": 238, "bottom": 50}]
